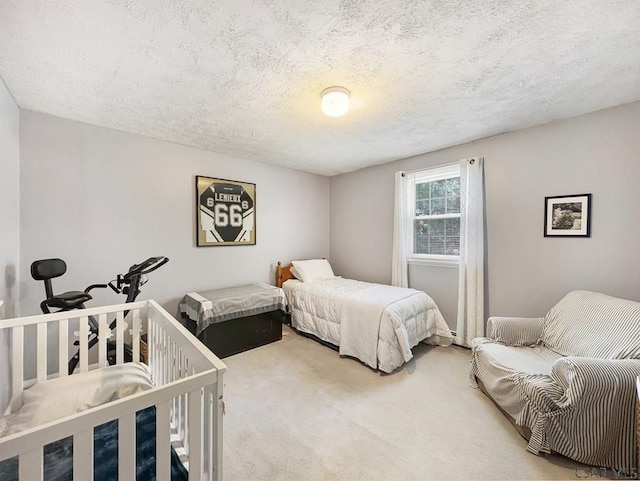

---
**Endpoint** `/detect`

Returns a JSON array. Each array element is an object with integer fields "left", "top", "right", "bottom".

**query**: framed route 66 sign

[{"left": 196, "top": 176, "right": 256, "bottom": 246}]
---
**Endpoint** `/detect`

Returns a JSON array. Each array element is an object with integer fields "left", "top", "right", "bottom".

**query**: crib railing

[{"left": 0, "top": 300, "right": 226, "bottom": 481}]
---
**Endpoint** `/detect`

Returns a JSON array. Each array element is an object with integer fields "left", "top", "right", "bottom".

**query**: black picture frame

[
  {"left": 195, "top": 175, "right": 256, "bottom": 246},
  {"left": 544, "top": 193, "right": 591, "bottom": 238}
]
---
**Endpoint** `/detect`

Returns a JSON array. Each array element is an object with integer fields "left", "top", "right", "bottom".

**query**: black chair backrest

[{"left": 31, "top": 258, "right": 67, "bottom": 299}]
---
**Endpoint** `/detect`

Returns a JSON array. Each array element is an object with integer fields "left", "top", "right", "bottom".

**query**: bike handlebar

[
  {"left": 84, "top": 257, "right": 169, "bottom": 294},
  {"left": 122, "top": 256, "right": 169, "bottom": 283}
]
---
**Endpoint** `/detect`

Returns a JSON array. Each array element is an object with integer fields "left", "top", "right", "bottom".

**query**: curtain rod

[
  {"left": 403, "top": 161, "right": 457, "bottom": 174},
  {"left": 400, "top": 158, "right": 478, "bottom": 176}
]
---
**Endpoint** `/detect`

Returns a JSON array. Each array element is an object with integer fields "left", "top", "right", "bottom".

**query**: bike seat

[
  {"left": 31, "top": 258, "right": 92, "bottom": 314},
  {"left": 45, "top": 291, "right": 93, "bottom": 310}
]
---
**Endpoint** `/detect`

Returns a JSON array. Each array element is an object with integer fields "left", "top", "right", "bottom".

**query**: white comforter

[{"left": 283, "top": 278, "right": 452, "bottom": 373}]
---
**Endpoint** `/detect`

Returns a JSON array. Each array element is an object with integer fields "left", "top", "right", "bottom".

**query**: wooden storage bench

[{"left": 180, "top": 283, "right": 286, "bottom": 358}]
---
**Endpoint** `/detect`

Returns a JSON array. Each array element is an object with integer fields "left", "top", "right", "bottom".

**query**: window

[{"left": 409, "top": 163, "right": 461, "bottom": 266}]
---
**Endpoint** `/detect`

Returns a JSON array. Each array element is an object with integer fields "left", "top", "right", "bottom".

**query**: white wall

[
  {"left": 19, "top": 111, "right": 330, "bottom": 317},
  {"left": 0, "top": 77, "right": 20, "bottom": 411},
  {"left": 330, "top": 102, "right": 640, "bottom": 326},
  {"left": 14, "top": 101, "right": 640, "bottom": 351},
  {"left": 0, "top": 79, "right": 20, "bottom": 318}
]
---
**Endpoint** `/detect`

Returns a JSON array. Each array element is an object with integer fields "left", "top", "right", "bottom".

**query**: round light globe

[{"left": 321, "top": 87, "right": 350, "bottom": 117}]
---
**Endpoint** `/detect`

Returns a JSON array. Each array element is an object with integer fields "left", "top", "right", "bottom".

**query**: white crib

[{"left": 0, "top": 299, "right": 226, "bottom": 481}]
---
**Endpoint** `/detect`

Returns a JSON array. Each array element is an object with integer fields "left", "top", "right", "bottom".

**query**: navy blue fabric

[{"left": 0, "top": 406, "right": 188, "bottom": 481}]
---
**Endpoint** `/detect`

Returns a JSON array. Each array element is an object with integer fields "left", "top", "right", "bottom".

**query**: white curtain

[
  {"left": 392, "top": 171, "right": 410, "bottom": 287},
  {"left": 456, "top": 157, "right": 485, "bottom": 347}
]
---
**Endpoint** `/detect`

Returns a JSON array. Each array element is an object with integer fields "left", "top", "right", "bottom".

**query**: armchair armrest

[
  {"left": 551, "top": 357, "right": 640, "bottom": 407},
  {"left": 520, "top": 357, "right": 640, "bottom": 464},
  {"left": 487, "top": 316, "right": 544, "bottom": 346}
]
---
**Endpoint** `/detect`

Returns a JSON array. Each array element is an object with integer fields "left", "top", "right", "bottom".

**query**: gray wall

[
  {"left": 330, "top": 102, "right": 640, "bottom": 326},
  {"left": 12, "top": 101, "right": 640, "bottom": 346},
  {"left": 408, "top": 264, "right": 459, "bottom": 330},
  {"left": 0, "top": 79, "right": 20, "bottom": 318},
  {"left": 0, "top": 77, "right": 20, "bottom": 411},
  {"left": 19, "top": 111, "right": 330, "bottom": 317}
]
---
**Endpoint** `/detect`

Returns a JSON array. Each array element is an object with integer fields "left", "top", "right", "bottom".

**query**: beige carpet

[{"left": 222, "top": 326, "right": 580, "bottom": 481}]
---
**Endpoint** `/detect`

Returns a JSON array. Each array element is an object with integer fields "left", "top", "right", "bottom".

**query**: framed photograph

[
  {"left": 196, "top": 176, "right": 256, "bottom": 246},
  {"left": 544, "top": 193, "right": 591, "bottom": 237}
]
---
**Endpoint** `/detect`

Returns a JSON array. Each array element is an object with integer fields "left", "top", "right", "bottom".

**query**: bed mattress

[{"left": 283, "top": 278, "right": 453, "bottom": 373}]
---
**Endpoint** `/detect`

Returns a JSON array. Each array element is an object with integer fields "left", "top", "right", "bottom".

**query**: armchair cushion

[{"left": 471, "top": 339, "right": 562, "bottom": 418}]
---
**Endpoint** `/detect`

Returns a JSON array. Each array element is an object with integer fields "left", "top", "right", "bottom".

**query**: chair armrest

[
  {"left": 487, "top": 316, "right": 544, "bottom": 346},
  {"left": 518, "top": 357, "right": 640, "bottom": 463},
  {"left": 551, "top": 357, "right": 640, "bottom": 409}
]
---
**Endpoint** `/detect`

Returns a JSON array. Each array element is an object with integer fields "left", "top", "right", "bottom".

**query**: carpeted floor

[{"left": 222, "top": 325, "right": 581, "bottom": 481}]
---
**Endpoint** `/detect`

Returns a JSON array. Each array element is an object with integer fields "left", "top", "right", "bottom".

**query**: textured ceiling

[{"left": 0, "top": 1, "right": 639, "bottom": 176}]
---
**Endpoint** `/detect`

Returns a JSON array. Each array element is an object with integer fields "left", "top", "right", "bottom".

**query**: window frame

[{"left": 407, "top": 163, "right": 461, "bottom": 268}]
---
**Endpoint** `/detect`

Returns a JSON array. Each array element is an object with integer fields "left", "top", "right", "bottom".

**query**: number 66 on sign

[{"left": 196, "top": 175, "right": 256, "bottom": 246}]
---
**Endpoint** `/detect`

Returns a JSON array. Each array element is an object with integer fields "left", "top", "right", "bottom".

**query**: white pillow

[
  {"left": 291, "top": 259, "right": 335, "bottom": 283},
  {"left": 289, "top": 265, "right": 301, "bottom": 279},
  {"left": 6, "top": 362, "right": 153, "bottom": 435}
]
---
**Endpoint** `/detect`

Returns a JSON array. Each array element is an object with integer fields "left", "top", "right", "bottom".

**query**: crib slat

[
  {"left": 157, "top": 324, "right": 162, "bottom": 377},
  {"left": 170, "top": 340, "right": 176, "bottom": 425},
  {"left": 203, "top": 384, "right": 214, "bottom": 481},
  {"left": 73, "top": 429, "right": 93, "bottom": 480},
  {"left": 151, "top": 321, "right": 157, "bottom": 380},
  {"left": 172, "top": 340, "right": 178, "bottom": 419},
  {"left": 116, "top": 311, "right": 124, "bottom": 364},
  {"left": 58, "top": 319, "right": 69, "bottom": 378},
  {"left": 119, "top": 413, "right": 136, "bottom": 481},
  {"left": 161, "top": 329, "right": 166, "bottom": 385},
  {"left": 151, "top": 322, "right": 158, "bottom": 381},
  {"left": 184, "top": 382, "right": 189, "bottom": 452},
  {"left": 156, "top": 400, "right": 171, "bottom": 481},
  {"left": 98, "top": 313, "right": 108, "bottom": 368},
  {"left": 188, "top": 388, "right": 203, "bottom": 481},
  {"left": 132, "top": 309, "right": 141, "bottom": 363},
  {"left": 19, "top": 446, "right": 43, "bottom": 481},
  {"left": 79, "top": 316, "right": 89, "bottom": 372},
  {"left": 151, "top": 321, "right": 156, "bottom": 378},
  {"left": 181, "top": 357, "right": 189, "bottom": 448},
  {"left": 163, "top": 329, "right": 169, "bottom": 386},
  {"left": 12, "top": 326, "right": 23, "bottom": 399},
  {"left": 36, "top": 323, "right": 47, "bottom": 382},
  {"left": 173, "top": 349, "right": 184, "bottom": 430},
  {"left": 176, "top": 351, "right": 184, "bottom": 438},
  {"left": 213, "top": 377, "right": 224, "bottom": 481}
]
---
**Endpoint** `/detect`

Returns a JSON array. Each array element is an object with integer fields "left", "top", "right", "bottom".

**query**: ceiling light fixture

[{"left": 321, "top": 86, "right": 350, "bottom": 117}]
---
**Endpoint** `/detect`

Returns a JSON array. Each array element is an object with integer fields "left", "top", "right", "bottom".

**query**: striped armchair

[{"left": 470, "top": 290, "right": 640, "bottom": 472}]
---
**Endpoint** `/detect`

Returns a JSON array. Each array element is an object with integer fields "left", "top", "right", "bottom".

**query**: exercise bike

[{"left": 31, "top": 256, "right": 169, "bottom": 373}]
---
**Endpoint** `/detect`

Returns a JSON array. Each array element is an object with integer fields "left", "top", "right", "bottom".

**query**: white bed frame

[{"left": 0, "top": 299, "right": 226, "bottom": 481}]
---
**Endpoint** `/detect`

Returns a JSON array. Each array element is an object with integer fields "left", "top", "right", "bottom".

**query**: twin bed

[
  {"left": 0, "top": 300, "right": 225, "bottom": 481},
  {"left": 276, "top": 259, "right": 453, "bottom": 373}
]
